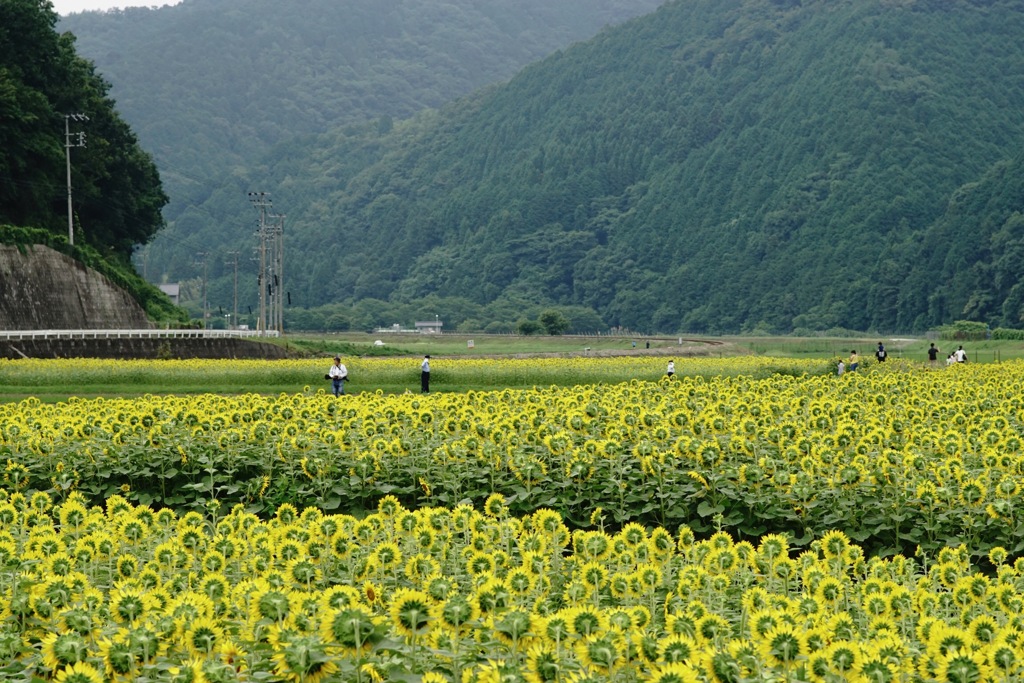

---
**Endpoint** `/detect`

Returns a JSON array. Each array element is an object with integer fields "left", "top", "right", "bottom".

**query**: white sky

[{"left": 52, "top": 0, "right": 182, "bottom": 15}]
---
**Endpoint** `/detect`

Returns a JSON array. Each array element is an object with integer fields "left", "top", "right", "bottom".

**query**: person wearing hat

[
  {"left": 421, "top": 355, "right": 431, "bottom": 393},
  {"left": 328, "top": 356, "right": 348, "bottom": 396}
]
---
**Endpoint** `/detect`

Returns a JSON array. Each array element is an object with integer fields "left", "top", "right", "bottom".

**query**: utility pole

[
  {"left": 64, "top": 113, "right": 89, "bottom": 247},
  {"left": 225, "top": 251, "right": 239, "bottom": 330},
  {"left": 248, "top": 192, "right": 272, "bottom": 335},
  {"left": 194, "top": 252, "right": 209, "bottom": 325},
  {"left": 267, "top": 212, "right": 285, "bottom": 334},
  {"left": 278, "top": 215, "right": 284, "bottom": 334}
]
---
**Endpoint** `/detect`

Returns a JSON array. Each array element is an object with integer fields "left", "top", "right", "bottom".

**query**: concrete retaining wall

[
  {"left": 0, "top": 244, "right": 152, "bottom": 330},
  {"left": 2, "top": 336, "right": 291, "bottom": 360},
  {"left": 0, "top": 245, "right": 293, "bottom": 359}
]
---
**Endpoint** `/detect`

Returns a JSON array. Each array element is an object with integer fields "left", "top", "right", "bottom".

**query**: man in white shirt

[
  {"left": 421, "top": 355, "right": 431, "bottom": 393},
  {"left": 328, "top": 356, "right": 348, "bottom": 396}
]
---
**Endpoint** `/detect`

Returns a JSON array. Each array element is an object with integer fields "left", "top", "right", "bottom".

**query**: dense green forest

[
  {"left": 59, "top": 0, "right": 664, "bottom": 274},
  {"left": 55, "top": 0, "right": 1024, "bottom": 334},
  {"left": 904, "top": 150, "right": 1024, "bottom": 329},
  {"left": 0, "top": 0, "right": 182, "bottom": 321},
  {"left": 128, "top": 0, "right": 1024, "bottom": 334},
  {"left": 0, "top": 0, "right": 165, "bottom": 259}
]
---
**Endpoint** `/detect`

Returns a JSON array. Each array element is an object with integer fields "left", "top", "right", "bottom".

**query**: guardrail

[{"left": 0, "top": 329, "right": 280, "bottom": 341}]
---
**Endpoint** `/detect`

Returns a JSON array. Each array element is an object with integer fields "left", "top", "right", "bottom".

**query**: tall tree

[{"left": 0, "top": 0, "right": 166, "bottom": 258}]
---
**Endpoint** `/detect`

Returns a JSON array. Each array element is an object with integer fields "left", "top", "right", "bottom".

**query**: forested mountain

[
  {"left": 59, "top": 0, "right": 665, "bottom": 249},
  {"left": 901, "top": 150, "right": 1024, "bottom": 329},
  {"left": 148, "top": 0, "right": 1024, "bottom": 334},
  {"left": 0, "top": 0, "right": 165, "bottom": 258}
]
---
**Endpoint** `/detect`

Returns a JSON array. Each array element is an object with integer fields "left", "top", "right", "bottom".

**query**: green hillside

[
  {"left": 0, "top": 0, "right": 165, "bottom": 259},
  {"left": 59, "top": 0, "right": 1024, "bottom": 334},
  {"left": 0, "top": 0, "right": 185, "bottom": 323},
  {"left": 59, "top": 0, "right": 664, "bottom": 255},
  {"left": 130, "top": 0, "right": 1024, "bottom": 334},
  {"left": 900, "top": 150, "right": 1024, "bottom": 330}
]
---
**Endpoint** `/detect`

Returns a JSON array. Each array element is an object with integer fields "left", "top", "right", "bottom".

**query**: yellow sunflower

[
  {"left": 645, "top": 661, "right": 702, "bottom": 683},
  {"left": 389, "top": 588, "right": 434, "bottom": 638},
  {"left": 434, "top": 593, "right": 478, "bottom": 632},
  {"left": 322, "top": 604, "right": 384, "bottom": 655},
  {"left": 658, "top": 633, "right": 699, "bottom": 664},
  {"left": 758, "top": 624, "right": 806, "bottom": 669},
  {"left": 184, "top": 615, "right": 224, "bottom": 655},
  {"left": 565, "top": 605, "right": 607, "bottom": 639},
  {"left": 53, "top": 661, "right": 104, "bottom": 683},
  {"left": 41, "top": 631, "right": 90, "bottom": 670},
  {"left": 935, "top": 648, "right": 991, "bottom": 683},
  {"left": 270, "top": 632, "right": 338, "bottom": 683},
  {"left": 524, "top": 642, "right": 561, "bottom": 683},
  {"left": 574, "top": 631, "right": 622, "bottom": 674}
]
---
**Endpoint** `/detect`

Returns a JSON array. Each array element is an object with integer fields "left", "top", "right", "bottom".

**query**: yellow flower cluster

[
  {"left": 0, "top": 355, "right": 821, "bottom": 387},
  {"left": 0, "top": 359, "right": 1021, "bottom": 556},
  {"left": 2, "top": 491, "right": 1022, "bottom": 682}
]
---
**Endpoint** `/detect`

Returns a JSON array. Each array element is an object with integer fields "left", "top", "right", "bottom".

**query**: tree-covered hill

[
  {"left": 0, "top": 0, "right": 184, "bottom": 323},
  {"left": 897, "top": 150, "right": 1024, "bottom": 330},
  {"left": 168, "top": 0, "right": 1024, "bottom": 333},
  {"left": 0, "top": 0, "right": 165, "bottom": 259},
  {"left": 59, "top": 0, "right": 665, "bottom": 246}
]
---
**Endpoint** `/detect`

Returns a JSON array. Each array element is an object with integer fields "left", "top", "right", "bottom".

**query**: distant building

[
  {"left": 415, "top": 320, "right": 443, "bottom": 334},
  {"left": 375, "top": 321, "right": 443, "bottom": 334},
  {"left": 158, "top": 283, "right": 180, "bottom": 305}
]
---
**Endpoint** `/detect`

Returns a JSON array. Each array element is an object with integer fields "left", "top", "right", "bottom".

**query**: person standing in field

[
  {"left": 928, "top": 343, "right": 939, "bottom": 366},
  {"left": 666, "top": 360, "right": 675, "bottom": 377},
  {"left": 849, "top": 350, "right": 859, "bottom": 372},
  {"left": 837, "top": 359, "right": 845, "bottom": 376},
  {"left": 328, "top": 356, "right": 348, "bottom": 397},
  {"left": 875, "top": 342, "right": 887, "bottom": 363},
  {"left": 955, "top": 345, "right": 968, "bottom": 363},
  {"left": 421, "top": 355, "right": 431, "bottom": 393}
]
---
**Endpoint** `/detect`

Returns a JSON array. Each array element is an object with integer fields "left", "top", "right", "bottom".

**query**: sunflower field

[{"left": 1, "top": 356, "right": 1023, "bottom": 682}]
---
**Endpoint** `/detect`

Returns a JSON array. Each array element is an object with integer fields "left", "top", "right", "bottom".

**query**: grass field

[
  {"left": 285, "top": 331, "right": 1023, "bottom": 363},
  {"left": 2, "top": 332, "right": 1020, "bottom": 402},
  {"left": 282, "top": 331, "right": 718, "bottom": 358}
]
